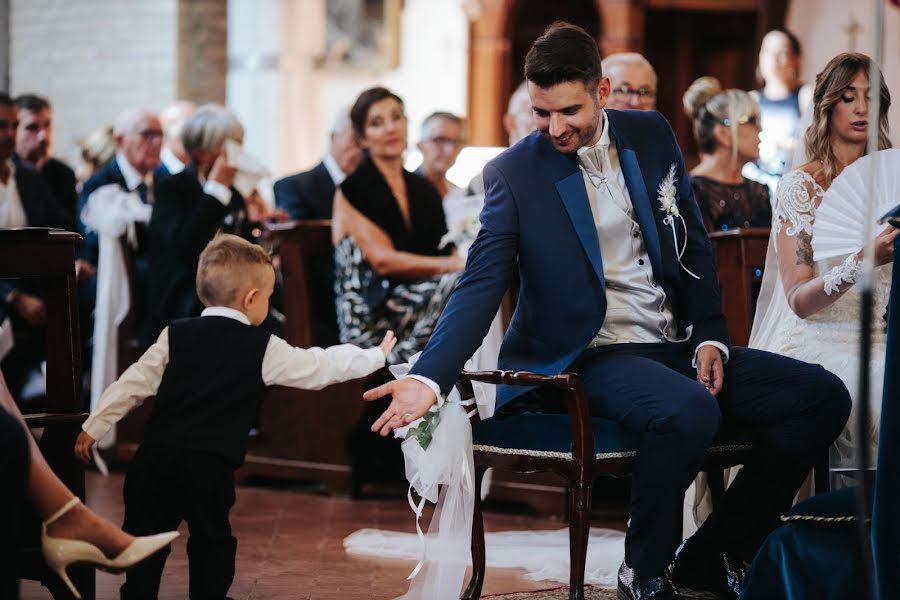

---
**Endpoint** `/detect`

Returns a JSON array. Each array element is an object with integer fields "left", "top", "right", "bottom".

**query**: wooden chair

[
  {"left": 0, "top": 228, "right": 94, "bottom": 599},
  {"left": 709, "top": 228, "right": 769, "bottom": 347},
  {"left": 454, "top": 369, "right": 755, "bottom": 600}
]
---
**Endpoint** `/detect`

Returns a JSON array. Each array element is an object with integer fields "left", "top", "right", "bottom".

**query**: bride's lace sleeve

[
  {"left": 774, "top": 171, "right": 819, "bottom": 309},
  {"left": 773, "top": 170, "right": 817, "bottom": 240},
  {"left": 773, "top": 170, "right": 858, "bottom": 315}
]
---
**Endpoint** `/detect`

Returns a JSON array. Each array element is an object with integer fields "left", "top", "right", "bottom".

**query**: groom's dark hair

[{"left": 524, "top": 22, "right": 602, "bottom": 91}]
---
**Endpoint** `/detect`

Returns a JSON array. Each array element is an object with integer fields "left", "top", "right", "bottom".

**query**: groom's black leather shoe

[
  {"left": 617, "top": 561, "right": 682, "bottom": 600},
  {"left": 670, "top": 538, "right": 747, "bottom": 600}
]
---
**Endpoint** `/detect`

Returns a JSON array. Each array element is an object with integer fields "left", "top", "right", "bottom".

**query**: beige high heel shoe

[{"left": 41, "top": 497, "right": 179, "bottom": 599}]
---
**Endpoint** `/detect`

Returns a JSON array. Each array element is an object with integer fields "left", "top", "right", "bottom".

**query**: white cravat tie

[{"left": 577, "top": 144, "right": 614, "bottom": 187}]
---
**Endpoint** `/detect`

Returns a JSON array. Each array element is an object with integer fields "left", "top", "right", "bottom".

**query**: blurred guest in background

[
  {"left": 415, "top": 111, "right": 465, "bottom": 200},
  {"left": 78, "top": 107, "right": 167, "bottom": 270},
  {"left": 159, "top": 100, "right": 196, "bottom": 175},
  {"left": 14, "top": 94, "right": 78, "bottom": 220},
  {"left": 683, "top": 76, "right": 771, "bottom": 233},
  {"left": 503, "top": 81, "right": 534, "bottom": 146},
  {"left": 746, "top": 29, "right": 813, "bottom": 191},
  {"left": 332, "top": 87, "right": 464, "bottom": 362},
  {"left": 468, "top": 82, "right": 533, "bottom": 196},
  {"left": 77, "top": 125, "right": 116, "bottom": 184},
  {"left": 0, "top": 92, "right": 74, "bottom": 399},
  {"left": 274, "top": 110, "right": 361, "bottom": 220},
  {"left": 602, "top": 52, "right": 658, "bottom": 111},
  {"left": 145, "top": 104, "right": 253, "bottom": 345}
]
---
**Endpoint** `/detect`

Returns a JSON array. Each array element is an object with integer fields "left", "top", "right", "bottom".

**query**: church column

[
  {"left": 226, "top": 0, "right": 324, "bottom": 178},
  {"left": 596, "top": 0, "right": 644, "bottom": 56},
  {"left": 467, "top": 0, "right": 513, "bottom": 147}
]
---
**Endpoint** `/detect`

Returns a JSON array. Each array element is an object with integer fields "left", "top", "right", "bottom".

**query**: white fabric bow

[
  {"left": 80, "top": 184, "right": 153, "bottom": 468},
  {"left": 385, "top": 354, "right": 476, "bottom": 598}
]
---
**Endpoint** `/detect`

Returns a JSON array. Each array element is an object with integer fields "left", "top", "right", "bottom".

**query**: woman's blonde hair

[
  {"left": 683, "top": 76, "right": 759, "bottom": 158},
  {"left": 805, "top": 52, "right": 892, "bottom": 185}
]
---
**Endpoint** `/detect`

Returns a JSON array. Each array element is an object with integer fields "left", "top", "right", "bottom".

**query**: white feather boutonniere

[{"left": 657, "top": 163, "right": 699, "bottom": 280}]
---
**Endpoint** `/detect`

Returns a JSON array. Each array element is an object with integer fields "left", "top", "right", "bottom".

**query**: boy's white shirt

[{"left": 81, "top": 306, "right": 385, "bottom": 441}]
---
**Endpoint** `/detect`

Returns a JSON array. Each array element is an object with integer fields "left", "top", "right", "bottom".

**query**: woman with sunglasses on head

[{"left": 683, "top": 76, "right": 772, "bottom": 233}]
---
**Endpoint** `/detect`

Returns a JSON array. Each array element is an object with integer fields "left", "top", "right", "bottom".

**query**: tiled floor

[{"left": 22, "top": 472, "right": 627, "bottom": 599}]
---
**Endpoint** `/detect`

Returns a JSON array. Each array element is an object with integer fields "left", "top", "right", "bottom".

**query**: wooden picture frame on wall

[{"left": 316, "top": 0, "right": 402, "bottom": 71}]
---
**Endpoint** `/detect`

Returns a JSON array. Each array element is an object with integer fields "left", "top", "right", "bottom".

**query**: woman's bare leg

[{"left": 0, "top": 371, "right": 134, "bottom": 557}]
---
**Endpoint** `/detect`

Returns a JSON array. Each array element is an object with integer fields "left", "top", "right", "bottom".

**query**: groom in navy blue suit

[{"left": 366, "top": 23, "right": 850, "bottom": 600}]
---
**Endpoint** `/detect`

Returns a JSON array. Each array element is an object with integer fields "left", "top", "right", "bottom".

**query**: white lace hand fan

[{"left": 812, "top": 148, "right": 900, "bottom": 261}]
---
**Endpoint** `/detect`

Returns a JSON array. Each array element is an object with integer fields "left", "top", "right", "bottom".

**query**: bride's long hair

[{"left": 805, "top": 52, "right": 892, "bottom": 185}]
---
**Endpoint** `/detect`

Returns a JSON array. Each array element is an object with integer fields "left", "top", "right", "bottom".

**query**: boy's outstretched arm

[
  {"left": 262, "top": 331, "right": 396, "bottom": 391},
  {"left": 76, "top": 328, "right": 170, "bottom": 464}
]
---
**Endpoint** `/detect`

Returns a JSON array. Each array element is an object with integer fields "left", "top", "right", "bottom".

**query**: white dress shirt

[
  {"left": 0, "top": 161, "right": 26, "bottom": 229},
  {"left": 323, "top": 152, "right": 348, "bottom": 186},
  {"left": 82, "top": 306, "right": 386, "bottom": 440},
  {"left": 410, "top": 111, "right": 728, "bottom": 403},
  {"left": 160, "top": 147, "right": 185, "bottom": 175},
  {"left": 116, "top": 153, "right": 152, "bottom": 194}
]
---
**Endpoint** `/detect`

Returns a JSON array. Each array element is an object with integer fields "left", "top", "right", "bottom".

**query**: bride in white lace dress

[{"left": 749, "top": 53, "right": 895, "bottom": 484}]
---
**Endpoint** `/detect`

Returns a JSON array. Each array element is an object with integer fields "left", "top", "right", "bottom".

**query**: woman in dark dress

[
  {"left": 331, "top": 87, "right": 465, "bottom": 362},
  {"left": 683, "top": 76, "right": 772, "bottom": 233}
]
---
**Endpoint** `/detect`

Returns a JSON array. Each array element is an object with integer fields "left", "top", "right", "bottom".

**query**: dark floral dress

[
  {"left": 691, "top": 175, "right": 772, "bottom": 233},
  {"left": 335, "top": 154, "right": 459, "bottom": 363}
]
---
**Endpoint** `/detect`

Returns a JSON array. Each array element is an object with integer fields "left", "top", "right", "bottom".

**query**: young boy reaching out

[{"left": 75, "top": 234, "right": 395, "bottom": 600}]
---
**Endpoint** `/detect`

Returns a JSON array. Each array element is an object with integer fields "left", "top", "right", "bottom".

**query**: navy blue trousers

[{"left": 576, "top": 342, "right": 851, "bottom": 577}]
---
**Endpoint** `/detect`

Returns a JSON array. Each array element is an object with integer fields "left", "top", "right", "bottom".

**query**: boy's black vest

[{"left": 141, "top": 316, "right": 271, "bottom": 467}]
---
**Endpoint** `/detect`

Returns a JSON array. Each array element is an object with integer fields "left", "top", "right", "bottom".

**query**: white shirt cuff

[
  {"left": 692, "top": 341, "right": 730, "bottom": 368},
  {"left": 203, "top": 180, "right": 233, "bottom": 206},
  {"left": 405, "top": 374, "right": 444, "bottom": 408}
]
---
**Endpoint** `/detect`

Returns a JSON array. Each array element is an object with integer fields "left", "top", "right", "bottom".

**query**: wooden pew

[
  {"left": 0, "top": 228, "right": 93, "bottom": 599},
  {"left": 709, "top": 228, "right": 770, "bottom": 346},
  {"left": 238, "top": 220, "right": 375, "bottom": 495}
]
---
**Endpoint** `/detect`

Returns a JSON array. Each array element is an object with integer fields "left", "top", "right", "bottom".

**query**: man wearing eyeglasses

[
  {"left": 77, "top": 107, "right": 167, "bottom": 268},
  {"left": 75, "top": 107, "right": 168, "bottom": 351},
  {"left": 601, "top": 52, "right": 658, "bottom": 111},
  {"left": 415, "top": 111, "right": 466, "bottom": 200}
]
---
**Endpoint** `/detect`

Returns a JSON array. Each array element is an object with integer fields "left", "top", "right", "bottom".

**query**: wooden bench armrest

[{"left": 23, "top": 412, "right": 89, "bottom": 427}]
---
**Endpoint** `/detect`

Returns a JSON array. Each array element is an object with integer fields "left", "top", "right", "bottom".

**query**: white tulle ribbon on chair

[
  {"left": 344, "top": 352, "right": 629, "bottom": 591},
  {"left": 383, "top": 354, "right": 478, "bottom": 599},
  {"left": 80, "top": 184, "right": 152, "bottom": 470}
]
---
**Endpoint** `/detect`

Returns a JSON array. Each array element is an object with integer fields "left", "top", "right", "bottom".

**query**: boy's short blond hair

[{"left": 196, "top": 234, "right": 273, "bottom": 307}]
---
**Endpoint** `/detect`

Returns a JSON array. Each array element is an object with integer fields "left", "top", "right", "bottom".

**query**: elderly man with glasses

[
  {"left": 415, "top": 111, "right": 466, "bottom": 200},
  {"left": 601, "top": 52, "right": 658, "bottom": 111}
]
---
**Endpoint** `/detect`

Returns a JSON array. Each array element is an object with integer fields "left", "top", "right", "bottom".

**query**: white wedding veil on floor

[{"left": 344, "top": 527, "right": 625, "bottom": 589}]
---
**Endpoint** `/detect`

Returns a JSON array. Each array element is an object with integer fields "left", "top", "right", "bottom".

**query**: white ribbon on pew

[{"left": 81, "top": 184, "right": 151, "bottom": 460}]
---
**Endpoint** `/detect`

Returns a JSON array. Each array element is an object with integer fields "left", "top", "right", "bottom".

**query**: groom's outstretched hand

[
  {"left": 695, "top": 345, "right": 724, "bottom": 396},
  {"left": 365, "top": 378, "right": 437, "bottom": 436}
]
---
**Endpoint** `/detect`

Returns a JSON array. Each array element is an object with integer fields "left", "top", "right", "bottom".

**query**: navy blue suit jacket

[
  {"left": 273, "top": 161, "right": 336, "bottom": 220},
  {"left": 0, "top": 163, "right": 74, "bottom": 299},
  {"left": 409, "top": 110, "right": 729, "bottom": 410},
  {"left": 76, "top": 158, "right": 170, "bottom": 264}
]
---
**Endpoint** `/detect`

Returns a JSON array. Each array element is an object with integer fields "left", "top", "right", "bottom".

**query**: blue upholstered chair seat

[{"left": 472, "top": 412, "right": 754, "bottom": 459}]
